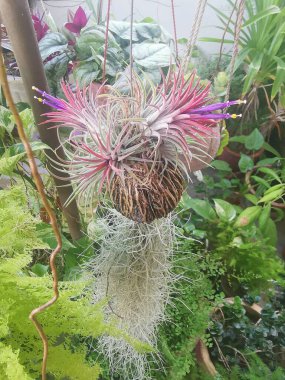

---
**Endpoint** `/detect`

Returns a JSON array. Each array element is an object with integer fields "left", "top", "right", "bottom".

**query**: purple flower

[
  {"left": 65, "top": 6, "right": 88, "bottom": 35},
  {"left": 32, "top": 13, "right": 49, "bottom": 41}
]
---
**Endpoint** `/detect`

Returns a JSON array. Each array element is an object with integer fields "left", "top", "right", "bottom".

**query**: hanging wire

[
  {"left": 171, "top": 0, "right": 179, "bottom": 61},
  {"left": 182, "top": 0, "right": 207, "bottom": 73},
  {"left": 129, "top": 0, "right": 135, "bottom": 93},
  {"left": 97, "top": 0, "right": 103, "bottom": 24},
  {"left": 102, "top": 0, "right": 112, "bottom": 83},
  {"left": 216, "top": 0, "right": 238, "bottom": 72},
  {"left": 224, "top": 0, "right": 245, "bottom": 103}
]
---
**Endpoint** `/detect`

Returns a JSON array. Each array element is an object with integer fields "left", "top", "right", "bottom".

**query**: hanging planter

[{"left": 32, "top": 66, "right": 242, "bottom": 378}]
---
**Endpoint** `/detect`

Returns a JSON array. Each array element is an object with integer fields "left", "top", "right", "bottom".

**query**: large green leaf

[
  {"left": 214, "top": 199, "right": 236, "bottom": 221},
  {"left": 73, "top": 61, "right": 100, "bottom": 86},
  {"left": 183, "top": 198, "right": 217, "bottom": 222},
  {"left": 245, "top": 129, "right": 264, "bottom": 151},
  {"left": 133, "top": 43, "right": 172, "bottom": 68},
  {"left": 234, "top": 206, "right": 262, "bottom": 227},
  {"left": 108, "top": 21, "right": 139, "bottom": 41},
  {"left": 238, "top": 154, "right": 254, "bottom": 173},
  {"left": 39, "top": 32, "right": 68, "bottom": 60}
]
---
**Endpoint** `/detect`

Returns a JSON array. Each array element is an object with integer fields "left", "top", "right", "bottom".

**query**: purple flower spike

[
  {"left": 32, "top": 86, "right": 66, "bottom": 110},
  {"left": 190, "top": 99, "right": 246, "bottom": 114},
  {"left": 191, "top": 113, "right": 242, "bottom": 120},
  {"left": 65, "top": 6, "right": 88, "bottom": 34}
]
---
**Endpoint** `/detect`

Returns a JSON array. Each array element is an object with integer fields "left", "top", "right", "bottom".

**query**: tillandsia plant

[{"left": 33, "top": 68, "right": 244, "bottom": 379}]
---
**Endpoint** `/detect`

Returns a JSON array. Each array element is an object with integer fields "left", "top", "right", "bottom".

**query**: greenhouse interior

[{"left": 0, "top": 0, "right": 285, "bottom": 379}]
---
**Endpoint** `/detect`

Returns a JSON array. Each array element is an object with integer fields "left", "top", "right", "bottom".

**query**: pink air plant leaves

[
  {"left": 32, "top": 13, "right": 49, "bottom": 41},
  {"left": 33, "top": 69, "right": 244, "bottom": 204},
  {"left": 65, "top": 6, "right": 88, "bottom": 34}
]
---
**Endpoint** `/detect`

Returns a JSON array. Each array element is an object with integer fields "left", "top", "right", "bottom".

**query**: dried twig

[{"left": 0, "top": 34, "right": 62, "bottom": 380}]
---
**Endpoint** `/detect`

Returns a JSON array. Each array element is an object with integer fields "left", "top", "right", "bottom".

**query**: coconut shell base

[{"left": 110, "top": 162, "right": 184, "bottom": 224}]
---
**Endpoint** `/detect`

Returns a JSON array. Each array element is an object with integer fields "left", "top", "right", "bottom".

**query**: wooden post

[{"left": 0, "top": 0, "right": 82, "bottom": 240}]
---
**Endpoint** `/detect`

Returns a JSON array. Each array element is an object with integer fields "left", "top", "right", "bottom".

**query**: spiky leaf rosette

[{"left": 35, "top": 69, "right": 243, "bottom": 220}]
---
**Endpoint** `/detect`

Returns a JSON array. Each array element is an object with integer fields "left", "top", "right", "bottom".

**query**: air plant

[
  {"left": 34, "top": 69, "right": 244, "bottom": 379},
  {"left": 34, "top": 69, "right": 244, "bottom": 222}
]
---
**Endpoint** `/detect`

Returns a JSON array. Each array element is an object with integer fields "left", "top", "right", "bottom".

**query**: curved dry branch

[{"left": 0, "top": 37, "right": 62, "bottom": 380}]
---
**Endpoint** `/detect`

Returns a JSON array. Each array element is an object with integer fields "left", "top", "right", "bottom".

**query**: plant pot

[
  {"left": 188, "top": 126, "right": 221, "bottom": 172},
  {"left": 218, "top": 146, "right": 264, "bottom": 171},
  {"left": 7, "top": 75, "right": 29, "bottom": 103}
]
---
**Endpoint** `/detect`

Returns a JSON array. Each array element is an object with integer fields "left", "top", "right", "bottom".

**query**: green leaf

[
  {"left": 242, "top": 5, "right": 280, "bottom": 27},
  {"left": 73, "top": 61, "right": 100, "bottom": 86},
  {"left": 0, "top": 106, "right": 14, "bottom": 133},
  {"left": 260, "top": 217, "right": 277, "bottom": 247},
  {"left": 39, "top": 32, "right": 68, "bottom": 60},
  {"left": 234, "top": 206, "right": 262, "bottom": 227},
  {"left": 108, "top": 20, "right": 139, "bottom": 41},
  {"left": 216, "top": 128, "right": 229, "bottom": 156},
  {"left": 183, "top": 198, "right": 217, "bottom": 222},
  {"left": 258, "top": 204, "right": 271, "bottom": 231},
  {"left": 0, "top": 153, "right": 25, "bottom": 175},
  {"left": 263, "top": 184, "right": 285, "bottom": 195},
  {"left": 258, "top": 188, "right": 285, "bottom": 204},
  {"left": 258, "top": 167, "right": 282, "bottom": 183},
  {"left": 132, "top": 43, "right": 172, "bottom": 68},
  {"left": 271, "top": 57, "right": 285, "bottom": 100},
  {"left": 242, "top": 53, "right": 264, "bottom": 95},
  {"left": 214, "top": 199, "right": 236, "bottom": 221},
  {"left": 256, "top": 157, "right": 280, "bottom": 166},
  {"left": 251, "top": 175, "right": 271, "bottom": 189},
  {"left": 229, "top": 135, "right": 247, "bottom": 144},
  {"left": 244, "top": 193, "right": 258, "bottom": 205},
  {"left": 238, "top": 154, "right": 254, "bottom": 173},
  {"left": 5, "top": 141, "right": 50, "bottom": 157},
  {"left": 31, "top": 263, "right": 49, "bottom": 277},
  {"left": 245, "top": 129, "right": 264, "bottom": 151},
  {"left": 262, "top": 142, "right": 281, "bottom": 157},
  {"left": 44, "top": 52, "right": 70, "bottom": 84},
  {"left": 36, "top": 223, "right": 75, "bottom": 251},
  {"left": 211, "top": 160, "right": 231, "bottom": 172}
]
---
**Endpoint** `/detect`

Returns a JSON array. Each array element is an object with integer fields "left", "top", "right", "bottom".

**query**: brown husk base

[{"left": 110, "top": 162, "right": 184, "bottom": 223}]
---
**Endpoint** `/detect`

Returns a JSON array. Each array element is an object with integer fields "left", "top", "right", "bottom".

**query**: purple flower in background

[
  {"left": 65, "top": 6, "right": 88, "bottom": 34},
  {"left": 32, "top": 13, "right": 49, "bottom": 41}
]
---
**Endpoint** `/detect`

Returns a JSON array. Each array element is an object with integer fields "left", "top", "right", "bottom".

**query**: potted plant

[{"left": 201, "top": 0, "right": 285, "bottom": 167}]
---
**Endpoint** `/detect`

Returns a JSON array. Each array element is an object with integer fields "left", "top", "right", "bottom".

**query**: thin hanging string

[
  {"left": 129, "top": 0, "right": 135, "bottom": 94},
  {"left": 216, "top": 0, "right": 238, "bottom": 72},
  {"left": 171, "top": 0, "right": 178, "bottom": 61},
  {"left": 97, "top": 0, "right": 103, "bottom": 24},
  {"left": 182, "top": 0, "right": 207, "bottom": 72},
  {"left": 224, "top": 0, "right": 245, "bottom": 103},
  {"left": 102, "top": 0, "right": 111, "bottom": 83}
]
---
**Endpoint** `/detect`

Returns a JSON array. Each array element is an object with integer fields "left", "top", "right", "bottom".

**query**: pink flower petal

[{"left": 73, "top": 6, "right": 88, "bottom": 28}]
